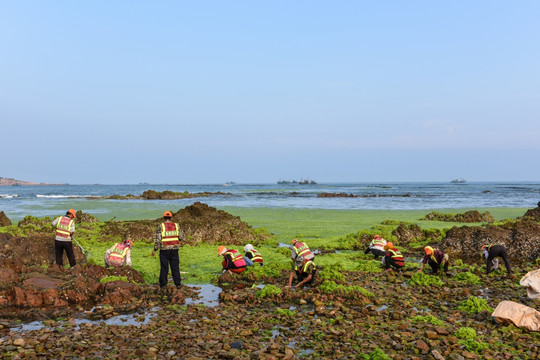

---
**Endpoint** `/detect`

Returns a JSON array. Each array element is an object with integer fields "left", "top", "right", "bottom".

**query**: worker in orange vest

[{"left": 51, "top": 209, "right": 77, "bottom": 269}]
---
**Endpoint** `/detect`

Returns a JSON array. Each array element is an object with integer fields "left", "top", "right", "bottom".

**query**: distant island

[
  {"left": 277, "top": 179, "right": 317, "bottom": 185},
  {"left": 0, "top": 177, "right": 58, "bottom": 186}
]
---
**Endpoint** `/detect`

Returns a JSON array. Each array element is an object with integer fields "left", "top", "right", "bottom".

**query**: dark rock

[
  {"left": 231, "top": 341, "right": 243, "bottom": 349},
  {"left": 440, "top": 217, "right": 540, "bottom": 263},
  {"left": 0, "top": 211, "right": 11, "bottom": 226}
]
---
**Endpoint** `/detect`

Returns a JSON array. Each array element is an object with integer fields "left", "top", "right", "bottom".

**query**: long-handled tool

[{"left": 72, "top": 237, "right": 89, "bottom": 256}]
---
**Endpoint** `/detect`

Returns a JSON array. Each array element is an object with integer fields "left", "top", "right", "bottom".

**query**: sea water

[{"left": 0, "top": 182, "right": 539, "bottom": 221}]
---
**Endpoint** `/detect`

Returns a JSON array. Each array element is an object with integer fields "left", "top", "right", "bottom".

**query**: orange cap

[
  {"left": 384, "top": 242, "right": 393, "bottom": 250},
  {"left": 481, "top": 244, "right": 487, "bottom": 251},
  {"left": 163, "top": 211, "right": 173, "bottom": 218},
  {"left": 425, "top": 246, "right": 434, "bottom": 255},
  {"left": 374, "top": 235, "right": 381, "bottom": 239},
  {"left": 67, "top": 209, "right": 76, "bottom": 218},
  {"left": 218, "top": 245, "right": 227, "bottom": 256},
  {"left": 291, "top": 238, "right": 298, "bottom": 244}
]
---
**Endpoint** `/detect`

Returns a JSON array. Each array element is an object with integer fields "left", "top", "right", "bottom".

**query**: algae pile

[{"left": 0, "top": 204, "right": 539, "bottom": 359}]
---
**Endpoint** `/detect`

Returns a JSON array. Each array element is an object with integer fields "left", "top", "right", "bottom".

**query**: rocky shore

[{"left": 0, "top": 205, "right": 539, "bottom": 359}]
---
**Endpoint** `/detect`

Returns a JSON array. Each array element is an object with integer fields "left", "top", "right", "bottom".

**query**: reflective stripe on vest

[
  {"left": 294, "top": 242, "right": 313, "bottom": 258},
  {"left": 248, "top": 249, "right": 263, "bottom": 263},
  {"left": 225, "top": 249, "right": 246, "bottom": 267},
  {"left": 161, "top": 222, "right": 180, "bottom": 246},
  {"left": 297, "top": 260, "right": 315, "bottom": 273},
  {"left": 108, "top": 243, "right": 129, "bottom": 261},
  {"left": 388, "top": 248, "right": 404, "bottom": 265},
  {"left": 55, "top": 216, "right": 74, "bottom": 239},
  {"left": 372, "top": 239, "right": 385, "bottom": 247}
]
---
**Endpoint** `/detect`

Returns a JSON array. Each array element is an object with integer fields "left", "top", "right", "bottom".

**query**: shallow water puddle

[
  {"left": 8, "top": 307, "right": 159, "bottom": 334},
  {"left": 8, "top": 284, "right": 222, "bottom": 333},
  {"left": 185, "top": 284, "right": 222, "bottom": 307}
]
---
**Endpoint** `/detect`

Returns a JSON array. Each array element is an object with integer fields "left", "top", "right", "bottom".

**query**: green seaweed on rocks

[
  {"left": 99, "top": 275, "right": 135, "bottom": 284},
  {"left": 453, "top": 271, "right": 481, "bottom": 285},
  {"left": 458, "top": 296, "right": 493, "bottom": 313},
  {"left": 412, "top": 314, "right": 445, "bottom": 326},
  {"left": 455, "top": 327, "right": 476, "bottom": 339},
  {"left": 356, "top": 260, "right": 383, "bottom": 273},
  {"left": 319, "top": 264, "right": 346, "bottom": 281},
  {"left": 248, "top": 262, "right": 289, "bottom": 279},
  {"left": 359, "top": 347, "right": 391, "bottom": 360},
  {"left": 459, "top": 339, "right": 489, "bottom": 353},
  {"left": 407, "top": 272, "right": 443, "bottom": 287},
  {"left": 256, "top": 284, "right": 282, "bottom": 298},
  {"left": 319, "top": 280, "right": 374, "bottom": 297},
  {"left": 454, "top": 327, "right": 490, "bottom": 353},
  {"left": 274, "top": 308, "right": 295, "bottom": 316}
]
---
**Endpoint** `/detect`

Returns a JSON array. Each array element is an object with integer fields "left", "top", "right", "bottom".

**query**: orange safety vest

[
  {"left": 55, "top": 216, "right": 74, "bottom": 239},
  {"left": 387, "top": 247, "right": 404, "bottom": 266},
  {"left": 161, "top": 222, "right": 180, "bottom": 246},
  {"left": 225, "top": 249, "right": 246, "bottom": 268},
  {"left": 293, "top": 242, "right": 314, "bottom": 259},
  {"left": 296, "top": 259, "right": 316, "bottom": 273},
  {"left": 372, "top": 238, "right": 386, "bottom": 247},
  {"left": 247, "top": 249, "right": 263, "bottom": 264},
  {"left": 107, "top": 243, "right": 129, "bottom": 266}
]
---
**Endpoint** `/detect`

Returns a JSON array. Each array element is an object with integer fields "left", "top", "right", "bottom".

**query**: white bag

[
  {"left": 492, "top": 301, "right": 540, "bottom": 332},
  {"left": 520, "top": 269, "right": 540, "bottom": 299}
]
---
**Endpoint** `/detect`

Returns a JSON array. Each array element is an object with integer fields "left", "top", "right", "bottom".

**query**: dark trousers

[
  {"left": 428, "top": 259, "right": 448, "bottom": 273},
  {"left": 159, "top": 249, "right": 181, "bottom": 288},
  {"left": 365, "top": 248, "right": 386, "bottom": 259},
  {"left": 384, "top": 256, "right": 403, "bottom": 270},
  {"left": 487, "top": 245, "right": 512, "bottom": 274},
  {"left": 55, "top": 240, "right": 76, "bottom": 267}
]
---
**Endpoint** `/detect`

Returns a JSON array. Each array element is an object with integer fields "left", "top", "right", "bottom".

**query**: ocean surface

[{"left": 1, "top": 182, "right": 539, "bottom": 221}]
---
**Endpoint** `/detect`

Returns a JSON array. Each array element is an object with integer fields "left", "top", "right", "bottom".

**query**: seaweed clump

[
  {"left": 453, "top": 271, "right": 481, "bottom": 285},
  {"left": 457, "top": 296, "right": 493, "bottom": 313},
  {"left": 319, "top": 280, "right": 374, "bottom": 297},
  {"left": 256, "top": 284, "right": 282, "bottom": 298},
  {"left": 407, "top": 272, "right": 443, "bottom": 287}
]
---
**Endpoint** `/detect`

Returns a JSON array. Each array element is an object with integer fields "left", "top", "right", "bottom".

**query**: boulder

[
  {"left": 0, "top": 267, "right": 18, "bottom": 288},
  {"left": 439, "top": 217, "right": 540, "bottom": 263},
  {"left": 0, "top": 211, "right": 11, "bottom": 226}
]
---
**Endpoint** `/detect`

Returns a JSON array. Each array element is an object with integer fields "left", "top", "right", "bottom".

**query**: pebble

[
  {"left": 431, "top": 350, "right": 446, "bottom": 360},
  {"left": 13, "top": 338, "right": 25, "bottom": 347},
  {"left": 231, "top": 341, "right": 243, "bottom": 349}
]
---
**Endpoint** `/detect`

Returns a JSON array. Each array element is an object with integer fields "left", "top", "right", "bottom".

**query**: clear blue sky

[{"left": 1, "top": 1, "right": 539, "bottom": 184}]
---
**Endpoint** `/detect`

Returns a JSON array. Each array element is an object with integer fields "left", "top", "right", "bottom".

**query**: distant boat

[
  {"left": 450, "top": 178, "right": 466, "bottom": 183},
  {"left": 298, "top": 179, "right": 317, "bottom": 185},
  {"left": 224, "top": 182, "right": 236, "bottom": 186},
  {"left": 277, "top": 180, "right": 296, "bottom": 184}
]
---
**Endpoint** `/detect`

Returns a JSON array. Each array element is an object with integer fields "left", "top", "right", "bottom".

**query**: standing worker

[
  {"left": 291, "top": 239, "right": 315, "bottom": 262},
  {"left": 152, "top": 211, "right": 182, "bottom": 289},
  {"left": 243, "top": 244, "right": 263, "bottom": 266},
  {"left": 52, "top": 209, "right": 77, "bottom": 270},
  {"left": 364, "top": 234, "right": 387, "bottom": 259},
  {"left": 287, "top": 255, "right": 316, "bottom": 288},
  {"left": 418, "top": 246, "right": 450, "bottom": 275},
  {"left": 105, "top": 238, "right": 133, "bottom": 267},
  {"left": 383, "top": 242, "right": 405, "bottom": 272},
  {"left": 218, "top": 246, "right": 247, "bottom": 274},
  {"left": 482, "top": 244, "right": 512, "bottom": 275}
]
